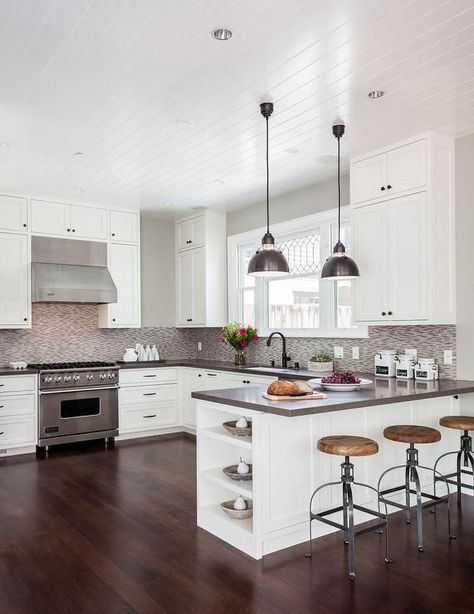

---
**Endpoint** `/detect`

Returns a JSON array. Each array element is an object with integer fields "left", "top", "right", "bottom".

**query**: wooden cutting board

[{"left": 262, "top": 392, "right": 327, "bottom": 401}]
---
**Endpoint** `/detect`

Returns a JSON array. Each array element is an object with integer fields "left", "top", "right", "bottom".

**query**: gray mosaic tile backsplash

[{"left": 0, "top": 304, "right": 456, "bottom": 378}]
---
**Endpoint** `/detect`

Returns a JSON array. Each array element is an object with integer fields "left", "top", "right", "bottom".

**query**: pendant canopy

[
  {"left": 321, "top": 124, "right": 360, "bottom": 280},
  {"left": 248, "top": 102, "right": 289, "bottom": 277}
]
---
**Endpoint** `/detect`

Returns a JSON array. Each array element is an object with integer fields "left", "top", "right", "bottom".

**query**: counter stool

[
  {"left": 433, "top": 415, "right": 474, "bottom": 505},
  {"left": 306, "top": 435, "right": 391, "bottom": 581},
  {"left": 378, "top": 425, "right": 455, "bottom": 552}
]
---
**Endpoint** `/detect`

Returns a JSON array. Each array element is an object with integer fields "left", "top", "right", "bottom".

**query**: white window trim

[{"left": 227, "top": 207, "right": 368, "bottom": 339}]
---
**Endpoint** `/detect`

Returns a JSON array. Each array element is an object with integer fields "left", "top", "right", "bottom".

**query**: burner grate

[{"left": 28, "top": 361, "right": 116, "bottom": 370}]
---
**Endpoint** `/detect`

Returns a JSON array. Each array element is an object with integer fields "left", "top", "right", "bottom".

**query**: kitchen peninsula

[{"left": 193, "top": 378, "right": 474, "bottom": 559}]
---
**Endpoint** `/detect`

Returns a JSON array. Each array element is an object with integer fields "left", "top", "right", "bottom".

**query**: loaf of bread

[{"left": 267, "top": 379, "right": 313, "bottom": 396}]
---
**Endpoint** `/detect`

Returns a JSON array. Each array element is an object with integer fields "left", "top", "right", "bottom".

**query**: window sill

[{"left": 258, "top": 327, "right": 369, "bottom": 339}]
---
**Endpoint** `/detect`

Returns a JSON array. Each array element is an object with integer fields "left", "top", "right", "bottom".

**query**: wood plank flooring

[{"left": 0, "top": 434, "right": 472, "bottom": 614}]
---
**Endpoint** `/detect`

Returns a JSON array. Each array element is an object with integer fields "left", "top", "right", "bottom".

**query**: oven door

[{"left": 39, "top": 386, "right": 118, "bottom": 441}]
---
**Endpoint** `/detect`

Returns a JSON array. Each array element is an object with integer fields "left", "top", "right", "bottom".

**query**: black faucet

[{"left": 266, "top": 332, "right": 291, "bottom": 368}]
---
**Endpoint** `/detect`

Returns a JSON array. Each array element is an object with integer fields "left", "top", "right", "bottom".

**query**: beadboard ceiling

[{"left": 1, "top": 0, "right": 473, "bottom": 216}]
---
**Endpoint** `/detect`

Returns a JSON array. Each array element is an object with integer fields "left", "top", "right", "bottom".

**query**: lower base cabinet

[{"left": 0, "top": 375, "right": 37, "bottom": 455}]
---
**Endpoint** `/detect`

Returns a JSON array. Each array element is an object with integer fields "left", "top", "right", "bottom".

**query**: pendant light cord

[
  {"left": 266, "top": 115, "right": 270, "bottom": 235},
  {"left": 337, "top": 134, "right": 341, "bottom": 244}
]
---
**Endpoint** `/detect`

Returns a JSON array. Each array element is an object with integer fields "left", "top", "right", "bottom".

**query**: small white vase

[{"left": 123, "top": 348, "right": 138, "bottom": 362}]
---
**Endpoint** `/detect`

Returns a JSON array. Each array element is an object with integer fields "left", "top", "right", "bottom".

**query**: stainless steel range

[{"left": 31, "top": 361, "right": 119, "bottom": 450}]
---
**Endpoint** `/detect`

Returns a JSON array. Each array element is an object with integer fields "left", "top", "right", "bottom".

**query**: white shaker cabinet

[
  {"left": 0, "top": 195, "right": 28, "bottom": 232},
  {"left": 110, "top": 209, "right": 139, "bottom": 243},
  {"left": 98, "top": 242, "right": 141, "bottom": 328},
  {"left": 70, "top": 205, "right": 108, "bottom": 240},
  {"left": 0, "top": 233, "right": 30, "bottom": 328},
  {"left": 352, "top": 133, "right": 454, "bottom": 325},
  {"left": 31, "top": 200, "right": 71, "bottom": 237},
  {"left": 351, "top": 138, "right": 426, "bottom": 204},
  {"left": 353, "top": 193, "right": 428, "bottom": 323},
  {"left": 175, "top": 212, "right": 227, "bottom": 328}
]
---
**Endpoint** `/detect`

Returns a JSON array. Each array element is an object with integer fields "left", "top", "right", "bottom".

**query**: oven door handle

[{"left": 40, "top": 386, "right": 119, "bottom": 395}]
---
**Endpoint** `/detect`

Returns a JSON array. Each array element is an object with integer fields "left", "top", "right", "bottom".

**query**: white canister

[
  {"left": 394, "top": 355, "right": 415, "bottom": 380},
  {"left": 374, "top": 350, "right": 397, "bottom": 377},
  {"left": 414, "top": 358, "right": 439, "bottom": 381},
  {"left": 123, "top": 348, "right": 138, "bottom": 362}
]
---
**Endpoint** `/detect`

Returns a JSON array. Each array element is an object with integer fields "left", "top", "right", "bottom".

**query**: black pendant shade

[
  {"left": 321, "top": 123, "right": 360, "bottom": 281},
  {"left": 248, "top": 102, "right": 289, "bottom": 277}
]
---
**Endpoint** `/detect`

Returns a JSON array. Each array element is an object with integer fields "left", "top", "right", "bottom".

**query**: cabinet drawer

[
  {"left": 120, "top": 384, "right": 177, "bottom": 406},
  {"left": 0, "top": 394, "right": 35, "bottom": 417},
  {"left": 119, "top": 368, "right": 178, "bottom": 385},
  {"left": 0, "top": 417, "right": 35, "bottom": 448},
  {"left": 0, "top": 375, "right": 36, "bottom": 394},
  {"left": 120, "top": 403, "right": 178, "bottom": 431}
]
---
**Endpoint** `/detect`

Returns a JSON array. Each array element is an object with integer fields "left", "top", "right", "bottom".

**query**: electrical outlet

[
  {"left": 334, "top": 346, "right": 344, "bottom": 359},
  {"left": 405, "top": 348, "right": 417, "bottom": 360},
  {"left": 352, "top": 347, "right": 359, "bottom": 360},
  {"left": 443, "top": 350, "right": 453, "bottom": 365},
  {"left": 197, "top": 341, "right": 202, "bottom": 352}
]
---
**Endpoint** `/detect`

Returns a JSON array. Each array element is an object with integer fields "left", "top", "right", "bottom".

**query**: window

[{"left": 228, "top": 208, "right": 368, "bottom": 338}]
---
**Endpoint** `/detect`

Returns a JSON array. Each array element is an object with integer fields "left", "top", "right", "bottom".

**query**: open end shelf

[
  {"left": 201, "top": 467, "right": 253, "bottom": 498},
  {"left": 199, "top": 426, "right": 252, "bottom": 449},
  {"left": 200, "top": 503, "right": 254, "bottom": 535}
]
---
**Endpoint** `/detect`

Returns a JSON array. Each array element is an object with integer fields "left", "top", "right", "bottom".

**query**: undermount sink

[{"left": 246, "top": 366, "right": 301, "bottom": 375}]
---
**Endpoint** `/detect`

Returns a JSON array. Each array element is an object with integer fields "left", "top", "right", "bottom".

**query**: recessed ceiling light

[
  {"left": 74, "top": 187, "right": 85, "bottom": 193},
  {"left": 73, "top": 151, "right": 86, "bottom": 156},
  {"left": 368, "top": 90, "right": 384, "bottom": 99},
  {"left": 286, "top": 147, "right": 300, "bottom": 155},
  {"left": 175, "top": 119, "right": 194, "bottom": 127},
  {"left": 213, "top": 178, "right": 225, "bottom": 184},
  {"left": 212, "top": 27, "right": 233, "bottom": 41}
]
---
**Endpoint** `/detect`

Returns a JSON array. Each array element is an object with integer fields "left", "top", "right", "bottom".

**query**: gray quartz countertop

[
  {"left": 116, "top": 359, "right": 318, "bottom": 379},
  {"left": 191, "top": 376, "right": 474, "bottom": 417},
  {"left": 0, "top": 367, "right": 38, "bottom": 376}
]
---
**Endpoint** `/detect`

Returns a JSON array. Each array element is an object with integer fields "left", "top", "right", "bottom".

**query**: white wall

[
  {"left": 140, "top": 216, "right": 175, "bottom": 326},
  {"left": 455, "top": 132, "right": 474, "bottom": 380},
  {"left": 226, "top": 175, "right": 349, "bottom": 235}
]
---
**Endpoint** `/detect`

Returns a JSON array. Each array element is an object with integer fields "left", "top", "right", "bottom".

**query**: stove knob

[
  {"left": 87, "top": 374, "right": 94, "bottom": 381},
  {"left": 63, "top": 375, "right": 71, "bottom": 382},
  {"left": 45, "top": 376, "right": 53, "bottom": 383},
  {"left": 108, "top": 372, "right": 116, "bottom": 379},
  {"left": 73, "top": 375, "right": 80, "bottom": 382},
  {"left": 100, "top": 373, "right": 107, "bottom": 380},
  {"left": 54, "top": 376, "right": 62, "bottom": 383}
]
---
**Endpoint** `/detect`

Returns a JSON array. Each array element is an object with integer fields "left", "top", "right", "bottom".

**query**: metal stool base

[
  {"left": 378, "top": 444, "right": 455, "bottom": 552},
  {"left": 433, "top": 431, "right": 474, "bottom": 506},
  {"left": 306, "top": 456, "right": 391, "bottom": 581}
]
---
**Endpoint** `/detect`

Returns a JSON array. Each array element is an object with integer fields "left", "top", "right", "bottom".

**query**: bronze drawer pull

[
  {"left": 143, "top": 414, "right": 157, "bottom": 418},
  {"left": 143, "top": 392, "right": 157, "bottom": 396},
  {"left": 143, "top": 374, "right": 157, "bottom": 378}
]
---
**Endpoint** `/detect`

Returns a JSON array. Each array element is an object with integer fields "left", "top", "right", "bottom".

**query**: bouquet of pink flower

[{"left": 221, "top": 322, "right": 258, "bottom": 351}]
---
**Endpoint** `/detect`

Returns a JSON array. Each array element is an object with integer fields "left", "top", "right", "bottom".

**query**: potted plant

[
  {"left": 221, "top": 322, "right": 258, "bottom": 365},
  {"left": 308, "top": 350, "right": 333, "bottom": 374}
]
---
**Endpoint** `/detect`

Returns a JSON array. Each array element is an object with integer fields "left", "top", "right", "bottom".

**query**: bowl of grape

[{"left": 308, "top": 371, "right": 372, "bottom": 392}]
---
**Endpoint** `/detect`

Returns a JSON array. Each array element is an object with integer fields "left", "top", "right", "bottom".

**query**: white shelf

[
  {"left": 201, "top": 467, "right": 253, "bottom": 498},
  {"left": 200, "top": 426, "right": 252, "bottom": 450},
  {"left": 200, "top": 503, "right": 253, "bottom": 536}
]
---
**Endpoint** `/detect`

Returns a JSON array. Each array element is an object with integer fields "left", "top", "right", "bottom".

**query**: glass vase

[{"left": 234, "top": 349, "right": 246, "bottom": 366}]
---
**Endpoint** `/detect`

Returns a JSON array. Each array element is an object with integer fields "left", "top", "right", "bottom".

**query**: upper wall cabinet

[
  {"left": 0, "top": 195, "right": 28, "bottom": 232},
  {"left": 351, "top": 133, "right": 455, "bottom": 325},
  {"left": 175, "top": 212, "right": 226, "bottom": 327},
  {"left": 0, "top": 232, "right": 30, "bottom": 328},
  {"left": 110, "top": 209, "right": 139, "bottom": 243},
  {"left": 351, "top": 139, "right": 427, "bottom": 204},
  {"left": 31, "top": 200, "right": 108, "bottom": 241}
]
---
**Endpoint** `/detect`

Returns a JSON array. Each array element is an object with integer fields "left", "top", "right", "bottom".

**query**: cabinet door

[
  {"left": 386, "top": 193, "right": 428, "bottom": 321},
  {"left": 176, "top": 220, "right": 191, "bottom": 250},
  {"left": 0, "top": 233, "right": 30, "bottom": 328},
  {"left": 70, "top": 205, "right": 107, "bottom": 240},
  {"left": 176, "top": 216, "right": 205, "bottom": 250},
  {"left": 108, "top": 243, "right": 140, "bottom": 327},
  {"left": 353, "top": 202, "right": 389, "bottom": 322},
  {"left": 31, "top": 200, "right": 70, "bottom": 236},
  {"left": 191, "top": 248, "right": 206, "bottom": 324},
  {"left": 110, "top": 210, "right": 139, "bottom": 243},
  {"left": 183, "top": 370, "right": 206, "bottom": 427},
  {"left": 387, "top": 140, "right": 426, "bottom": 196},
  {"left": 351, "top": 153, "right": 387, "bottom": 203},
  {"left": 0, "top": 195, "right": 28, "bottom": 232},
  {"left": 176, "top": 251, "right": 194, "bottom": 325}
]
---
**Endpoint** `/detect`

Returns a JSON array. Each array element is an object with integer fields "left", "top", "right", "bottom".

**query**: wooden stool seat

[
  {"left": 383, "top": 425, "right": 441, "bottom": 444},
  {"left": 317, "top": 435, "right": 378, "bottom": 457},
  {"left": 439, "top": 415, "right": 474, "bottom": 432}
]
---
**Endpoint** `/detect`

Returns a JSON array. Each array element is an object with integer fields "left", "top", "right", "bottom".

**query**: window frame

[{"left": 227, "top": 207, "right": 368, "bottom": 339}]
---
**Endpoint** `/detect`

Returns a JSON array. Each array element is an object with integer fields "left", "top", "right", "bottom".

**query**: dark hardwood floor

[{"left": 0, "top": 434, "right": 472, "bottom": 614}]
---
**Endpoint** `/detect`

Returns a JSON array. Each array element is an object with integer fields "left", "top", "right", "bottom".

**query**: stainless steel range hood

[{"left": 32, "top": 237, "right": 117, "bottom": 304}]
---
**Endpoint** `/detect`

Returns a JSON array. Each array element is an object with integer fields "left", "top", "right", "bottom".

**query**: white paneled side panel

[{"left": 0, "top": 233, "right": 30, "bottom": 328}]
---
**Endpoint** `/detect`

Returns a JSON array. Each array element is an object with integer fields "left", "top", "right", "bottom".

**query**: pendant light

[
  {"left": 248, "top": 102, "right": 289, "bottom": 277},
  {"left": 321, "top": 124, "right": 360, "bottom": 280}
]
